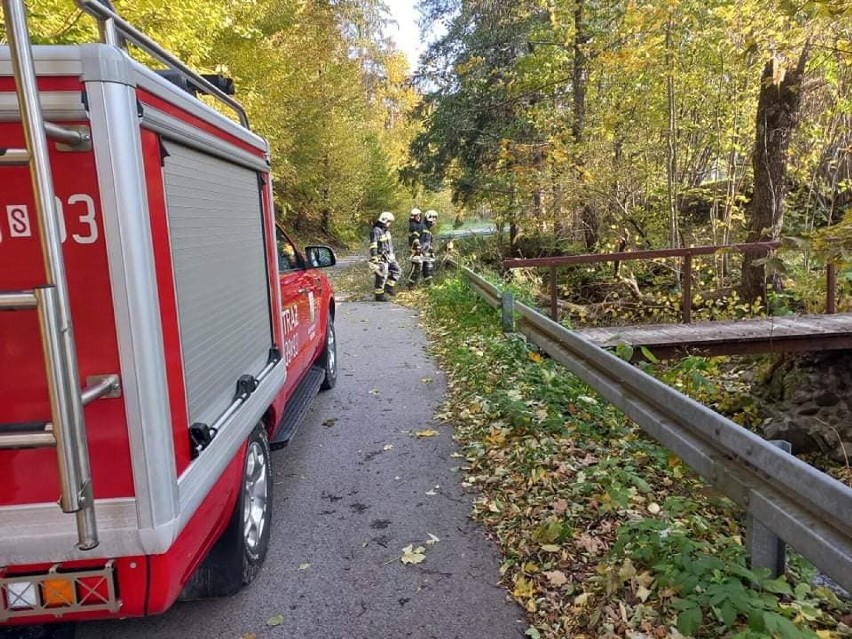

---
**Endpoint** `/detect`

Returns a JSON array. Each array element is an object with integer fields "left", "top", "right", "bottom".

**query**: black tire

[
  {"left": 318, "top": 313, "right": 337, "bottom": 391},
  {"left": 0, "top": 624, "right": 74, "bottom": 639},
  {"left": 179, "top": 424, "right": 272, "bottom": 599}
]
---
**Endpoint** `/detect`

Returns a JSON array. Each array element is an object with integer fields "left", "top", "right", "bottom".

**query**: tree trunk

[
  {"left": 510, "top": 222, "right": 519, "bottom": 257},
  {"left": 665, "top": 18, "right": 680, "bottom": 249},
  {"left": 741, "top": 46, "right": 810, "bottom": 304},
  {"left": 572, "top": 0, "right": 598, "bottom": 251}
]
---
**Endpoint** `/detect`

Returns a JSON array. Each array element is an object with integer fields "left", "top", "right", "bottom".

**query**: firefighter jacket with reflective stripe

[
  {"left": 409, "top": 219, "right": 425, "bottom": 250},
  {"left": 420, "top": 224, "right": 434, "bottom": 253},
  {"left": 369, "top": 223, "right": 395, "bottom": 260}
]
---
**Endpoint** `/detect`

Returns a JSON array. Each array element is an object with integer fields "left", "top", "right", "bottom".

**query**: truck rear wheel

[
  {"left": 319, "top": 313, "right": 337, "bottom": 391},
  {"left": 180, "top": 424, "right": 272, "bottom": 599}
]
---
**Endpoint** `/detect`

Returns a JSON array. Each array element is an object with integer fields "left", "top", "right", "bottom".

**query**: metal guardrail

[{"left": 448, "top": 259, "right": 852, "bottom": 593}]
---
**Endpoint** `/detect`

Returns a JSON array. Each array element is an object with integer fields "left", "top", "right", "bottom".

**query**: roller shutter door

[{"left": 162, "top": 141, "right": 272, "bottom": 429}]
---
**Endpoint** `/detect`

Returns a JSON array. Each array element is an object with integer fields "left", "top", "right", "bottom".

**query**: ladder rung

[
  {"left": 0, "top": 290, "right": 37, "bottom": 310},
  {"left": 0, "top": 423, "right": 56, "bottom": 449},
  {"left": 44, "top": 121, "right": 90, "bottom": 147},
  {"left": 0, "top": 148, "right": 30, "bottom": 165},
  {"left": 81, "top": 374, "right": 121, "bottom": 405}
]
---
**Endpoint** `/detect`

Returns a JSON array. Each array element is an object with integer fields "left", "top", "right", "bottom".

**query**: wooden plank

[{"left": 575, "top": 311, "right": 852, "bottom": 354}]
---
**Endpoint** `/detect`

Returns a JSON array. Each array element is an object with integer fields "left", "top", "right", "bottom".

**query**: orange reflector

[{"left": 42, "top": 578, "right": 75, "bottom": 607}]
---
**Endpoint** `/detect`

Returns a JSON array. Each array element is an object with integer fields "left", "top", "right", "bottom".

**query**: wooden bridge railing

[{"left": 503, "top": 242, "right": 838, "bottom": 323}]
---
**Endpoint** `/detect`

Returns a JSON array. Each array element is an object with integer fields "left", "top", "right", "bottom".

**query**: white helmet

[
  {"left": 425, "top": 210, "right": 438, "bottom": 222},
  {"left": 410, "top": 207, "right": 422, "bottom": 219},
  {"left": 378, "top": 211, "right": 395, "bottom": 225}
]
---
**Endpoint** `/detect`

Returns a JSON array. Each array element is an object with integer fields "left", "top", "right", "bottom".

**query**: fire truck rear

[{"left": 0, "top": 0, "right": 330, "bottom": 627}]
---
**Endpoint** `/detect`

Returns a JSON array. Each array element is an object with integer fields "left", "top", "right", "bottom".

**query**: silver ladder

[{"left": 0, "top": 0, "right": 119, "bottom": 551}]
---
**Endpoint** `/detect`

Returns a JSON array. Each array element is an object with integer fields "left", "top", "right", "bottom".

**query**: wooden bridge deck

[{"left": 575, "top": 313, "right": 852, "bottom": 359}]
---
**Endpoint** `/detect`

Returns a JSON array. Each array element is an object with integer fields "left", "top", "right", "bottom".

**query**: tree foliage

[
  {"left": 3, "top": 0, "right": 418, "bottom": 241},
  {"left": 406, "top": 0, "right": 852, "bottom": 290}
]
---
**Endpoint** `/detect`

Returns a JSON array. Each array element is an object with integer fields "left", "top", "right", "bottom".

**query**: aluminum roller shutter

[{"left": 162, "top": 141, "right": 272, "bottom": 429}]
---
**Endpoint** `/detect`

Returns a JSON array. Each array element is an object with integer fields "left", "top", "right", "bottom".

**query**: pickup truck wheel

[
  {"left": 179, "top": 424, "right": 271, "bottom": 598},
  {"left": 319, "top": 313, "right": 337, "bottom": 390}
]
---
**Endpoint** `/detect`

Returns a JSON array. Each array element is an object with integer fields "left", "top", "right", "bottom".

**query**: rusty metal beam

[
  {"left": 503, "top": 241, "right": 781, "bottom": 270},
  {"left": 618, "top": 335, "right": 852, "bottom": 361}
]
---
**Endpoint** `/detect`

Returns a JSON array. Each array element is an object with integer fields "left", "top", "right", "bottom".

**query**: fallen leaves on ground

[
  {"left": 413, "top": 428, "right": 439, "bottom": 438},
  {"left": 398, "top": 274, "right": 850, "bottom": 639},
  {"left": 266, "top": 614, "right": 284, "bottom": 627},
  {"left": 298, "top": 563, "right": 310, "bottom": 571},
  {"left": 400, "top": 544, "right": 427, "bottom": 565}
]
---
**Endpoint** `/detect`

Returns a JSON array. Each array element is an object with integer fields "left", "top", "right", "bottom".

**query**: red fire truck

[{"left": 0, "top": 0, "right": 338, "bottom": 629}]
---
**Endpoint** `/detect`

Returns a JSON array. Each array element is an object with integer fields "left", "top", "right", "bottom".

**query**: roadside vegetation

[{"left": 401, "top": 272, "right": 851, "bottom": 639}]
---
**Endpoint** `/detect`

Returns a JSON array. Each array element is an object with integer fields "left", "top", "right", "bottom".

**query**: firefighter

[
  {"left": 407, "top": 207, "right": 425, "bottom": 287},
  {"left": 421, "top": 210, "right": 438, "bottom": 283},
  {"left": 369, "top": 211, "right": 401, "bottom": 301}
]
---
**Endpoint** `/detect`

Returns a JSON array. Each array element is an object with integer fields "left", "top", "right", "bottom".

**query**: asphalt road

[{"left": 77, "top": 301, "right": 526, "bottom": 639}]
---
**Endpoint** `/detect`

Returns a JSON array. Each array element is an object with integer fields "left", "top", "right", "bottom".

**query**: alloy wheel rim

[
  {"left": 243, "top": 440, "right": 268, "bottom": 554},
  {"left": 327, "top": 324, "right": 336, "bottom": 376}
]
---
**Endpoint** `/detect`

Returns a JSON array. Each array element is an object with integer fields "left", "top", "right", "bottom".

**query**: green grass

[{"left": 405, "top": 273, "right": 849, "bottom": 639}]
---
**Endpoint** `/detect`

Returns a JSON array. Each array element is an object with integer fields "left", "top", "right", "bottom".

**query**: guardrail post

[
  {"left": 549, "top": 266, "right": 558, "bottom": 321},
  {"left": 826, "top": 264, "right": 836, "bottom": 314},
  {"left": 745, "top": 439, "right": 791, "bottom": 581},
  {"left": 501, "top": 291, "right": 515, "bottom": 333},
  {"left": 682, "top": 254, "right": 692, "bottom": 324}
]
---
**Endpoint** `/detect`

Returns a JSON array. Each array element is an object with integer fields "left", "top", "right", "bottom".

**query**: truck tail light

[
  {"left": 0, "top": 561, "right": 118, "bottom": 622},
  {"left": 42, "top": 577, "right": 75, "bottom": 607},
  {"left": 5, "top": 581, "right": 39, "bottom": 609},
  {"left": 76, "top": 574, "right": 111, "bottom": 606}
]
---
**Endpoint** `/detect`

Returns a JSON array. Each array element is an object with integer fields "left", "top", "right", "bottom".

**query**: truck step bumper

[{"left": 269, "top": 366, "right": 325, "bottom": 449}]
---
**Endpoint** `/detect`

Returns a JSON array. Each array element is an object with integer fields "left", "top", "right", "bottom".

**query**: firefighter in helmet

[
  {"left": 421, "top": 210, "right": 438, "bottom": 283},
  {"left": 407, "top": 208, "right": 425, "bottom": 287},
  {"left": 369, "top": 211, "right": 401, "bottom": 301}
]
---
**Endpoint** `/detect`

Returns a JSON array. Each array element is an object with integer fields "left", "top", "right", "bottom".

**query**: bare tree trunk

[
  {"left": 510, "top": 222, "right": 519, "bottom": 257},
  {"left": 572, "top": 0, "right": 598, "bottom": 251},
  {"left": 665, "top": 18, "right": 681, "bottom": 248},
  {"left": 741, "top": 46, "right": 810, "bottom": 304}
]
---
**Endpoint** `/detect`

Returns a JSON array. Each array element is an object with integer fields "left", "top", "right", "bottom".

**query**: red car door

[{"left": 275, "top": 228, "right": 312, "bottom": 395}]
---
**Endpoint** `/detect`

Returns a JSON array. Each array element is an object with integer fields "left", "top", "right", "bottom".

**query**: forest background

[
  {"left": 6, "top": 0, "right": 852, "bottom": 304},
  {"left": 7, "top": 0, "right": 429, "bottom": 244}
]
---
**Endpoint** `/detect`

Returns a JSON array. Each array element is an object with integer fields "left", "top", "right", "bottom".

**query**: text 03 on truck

[{"left": 0, "top": 0, "right": 339, "bottom": 629}]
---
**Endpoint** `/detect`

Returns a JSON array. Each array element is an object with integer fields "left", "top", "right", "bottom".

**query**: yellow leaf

[
  {"left": 298, "top": 563, "right": 310, "bottom": 571},
  {"left": 540, "top": 544, "right": 561, "bottom": 552},
  {"left": 523, "top": 561, "right": 539, "bottom": 573},
  {"left": 266, "top": 615, "right": 284, "bottom": 627},
  {"left": 647, "top": 502, "right": 661, "bottom": 515},
  {"left": 414, "top": 429, "right": 439, "bottom": 438},
  {"left": 574, "top": 592, "right": 592, "bottom": 607},
  {"left": 619, "top": 558, "right": 637, "bottom": 582},
  {"left": 528, "top": 352, "right": 543, "bottom": 363},
  {"left": 545, "top": 570, "right": 568, "bottom": 586},
  {"left": 636, "top": 585, "right": 652, "bottom": 602},
  {"left": 400, "top": 544, "right": 426, "bottom": 565},
  {"left": 513, "top": 575, "right": 535, "bottom": 599}
]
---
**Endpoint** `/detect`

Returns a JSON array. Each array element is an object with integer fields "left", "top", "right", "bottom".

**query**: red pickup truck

[{"left": 0, "top": 0, "right": 336, "bottom": 629}]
